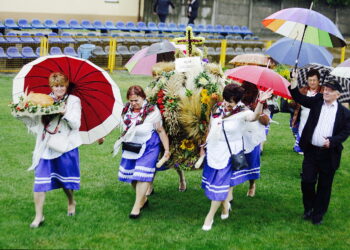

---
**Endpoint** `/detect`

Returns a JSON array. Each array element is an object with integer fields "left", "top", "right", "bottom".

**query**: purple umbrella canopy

[
  {"left": 266, "top": 37, "right": 333, "bottom": 67},
  {"left": 262, "top": 7, "right": 346, "bottom": 47}
]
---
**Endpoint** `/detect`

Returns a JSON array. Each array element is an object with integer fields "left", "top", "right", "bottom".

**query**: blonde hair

[{"left": 49, "top": 72, "right": 69, "bottom": 88}]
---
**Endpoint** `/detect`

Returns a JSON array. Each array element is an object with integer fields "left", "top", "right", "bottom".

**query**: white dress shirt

[{"left": 311, "top": 100, "right": 338, "bottom": 147}]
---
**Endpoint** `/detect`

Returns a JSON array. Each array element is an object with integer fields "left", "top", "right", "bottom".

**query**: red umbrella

[
  {"left": 225, "top": 65, "right": 292, "bottom": 99},
  {"left": 13, "top": 55, "right": 123, "bottom": 144}
]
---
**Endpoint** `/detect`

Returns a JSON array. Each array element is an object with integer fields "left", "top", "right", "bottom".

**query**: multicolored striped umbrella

[{"left": 262, "top": 7, "right": 346, "bottom": 48}]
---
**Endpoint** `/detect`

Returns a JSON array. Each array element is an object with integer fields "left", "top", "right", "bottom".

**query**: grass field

[{"left": 0, "top": 71, "right": 350, "bottom": 249}]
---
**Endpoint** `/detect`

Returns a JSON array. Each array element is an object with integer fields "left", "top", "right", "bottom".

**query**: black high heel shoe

[{"left": 30, "top": 216, "right": 45, "bottom": 228}]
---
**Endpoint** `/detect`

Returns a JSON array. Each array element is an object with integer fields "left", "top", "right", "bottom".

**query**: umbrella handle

[{"left": 294, "top": 24, "right": 308, "bottom": 70}]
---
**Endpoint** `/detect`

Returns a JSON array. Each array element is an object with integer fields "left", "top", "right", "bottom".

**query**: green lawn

[{"left": 0, "top": 71, "right": 350, "bottom": 249}]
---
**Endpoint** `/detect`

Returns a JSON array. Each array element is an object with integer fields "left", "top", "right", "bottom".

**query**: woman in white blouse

[
  {"left": 201, "top": 84, "right": 272, "bottom": 231},
  {"left": 20, "top": 72, "right": 82, "bottom": 228},
  {"left": 115, "top": 85, "right": 170, "bottom": 219}
]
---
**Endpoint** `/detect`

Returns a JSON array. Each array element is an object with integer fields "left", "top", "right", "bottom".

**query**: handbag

[
  {"left": 47, "top": 133, "right": 69, "bottom": 153},
  {"left": 222, "top": 121, "right": 248, "bottom": 171},
  {"left": 122, "top": 141, "right": 142, "bottom": 154}
]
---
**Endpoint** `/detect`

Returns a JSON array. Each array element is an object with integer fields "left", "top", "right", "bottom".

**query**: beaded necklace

[{"left": 211, "top": 102, "right": 245, "bottom": 119}]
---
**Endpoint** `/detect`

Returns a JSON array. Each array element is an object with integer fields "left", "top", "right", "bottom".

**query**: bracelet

[{"left": 258, "top": 99, "right": 266, "bottom": 104}]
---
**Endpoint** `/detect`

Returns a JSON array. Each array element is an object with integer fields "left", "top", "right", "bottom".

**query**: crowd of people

[{"left": 16, "top": 63, "right": 350, "bottom": 231}]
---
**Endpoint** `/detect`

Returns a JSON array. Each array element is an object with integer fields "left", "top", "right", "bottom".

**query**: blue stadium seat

[
  {"left": 123, "top": 33, "right": 135, "bottom": 43},
  {"left": 0, "top": 47, "right": 7, "bottom": 58},
  {"left": 112, "top": 33, "right": 125, "bottom": 43},
  {"left": 241, "top": 26, "right": 253, "bottom": 35},
  {"left": 234, "top": 35, "right": 243, "bottom": 40},
  {"left": 5, "top": 33, "right": 21, "bottom": 43},
  {"left": 81, "top": 20, "right": 94, "bottom": 30},
  {"left": 44, "top": 19, "right": 58, "bottom": 29},
  {"left": 92, "top": 46, "right": 107, "bottom": 56},
  {"left": 31, "top": 19, "right": 45, "bottom": 29},
  {"left": 214, "top": 25, "right": 224, "bottom": 34},
  {"left": 125, "top": 22, "right": 137, "bottom": 31},
  {"left": 158, "top": 22, "right": 167, "bottom": 32},
  {"left": 115, "top": 21, "right": 126, "bottom": 31},
  {"left": 177, "top": 24, "right": 186, "bottom": 32},
  {"left": 7, "top": 46, "right": 23, "bottom": 58},
  {"left": 93, "top": 20, "right": 106, "bottom": 30},
  {"left": 205, "top": 24, "right": 215, "bottom": 33},
  {"left": 69, "top": 19, "right": 82, "bottom": 29},
  {"left": 117, "top": 45, "right": 131, "bottom": 55},
  {"left": 18, "top": 19, "right": 32, "bottom": 29},
  {"left": 0, "top": 21, "right": 4, "bottom": 29},
  {"left": 136, "top": 22, "right": 147, "bottom": 32},
  {"left": 167, "top": 23, "right": 178, "bottom": 32},
  {"left": 75, "top": 33, "right": 89, "bottom": 42},
  {"left": 105, "top": 21, "right": 116, "bottom": 30},
  {"left": 194, "top": 24, "right": 205, "bottom": 33},
  {"left": 252, "top": 35, "right": 260, "bottom": 40},
  {"left": 224, "top": 25, "right": 234, "bottom": 34},
  {"left": 20, "top": 33, "right": 35, "bottom": 43},
  {"left": 22, "top": 46, "right": 38, "bottom": 58},
  {"left": 232, "top": 25, "right": 242, "bottom": 34},
  {"left": 64, "top": 47, "right": 78, "bottom": 57},
  {"left": 167, "top": 34, "right": 175, "bottom": 39},
  {"left": 87, "top": 33, "right": 101, "bottom": 42},
  {"left": 33, "top": 32, "right": 45, "bottom": 43},
  {"left": 147, "top": 22, "right": 159, "bottom": 32},
  {"left": 50, "top": 46, "right": 63, "bottom": 55},
  {"left": 134, "top": 33, "right": 146, "bottom": 43},
  {"left": 100, "top": 33, "right": 110, "bottom": 42},
  {"left": 244, "top": 34, "right": 252, "bottom": 40},
  {"left": 48, "top": 32, "right": 62, "bottom": 43},
  {"left": 5, "top": 19, "right": 19, "bottom": 29},
  {"left": 0, "top": 33, "right": 7, "bottom": 43},
  {"left": 35, "top": 47, "right": 41, "bottom": 57},
  {"left": 61, "top": 32, "right": 76, "bottom": 43},
  {"left": 57, "top": 19, "right": 70, "bottom": 29}
]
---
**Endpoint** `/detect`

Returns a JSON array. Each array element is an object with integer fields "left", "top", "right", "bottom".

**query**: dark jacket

[
  {"left": 188, "top": 0, "right": 200, "bottom": 18},
  {"left": 290, "top": 86, "right": 350, "bottom": 169},
  {"left": 153, "top": 0, "right": 175, "bottom": 15}
]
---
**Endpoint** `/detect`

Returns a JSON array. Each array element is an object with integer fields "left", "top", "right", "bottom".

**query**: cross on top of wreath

[{"left": 173, "top": 26, "right": 205, "bottom": 57}]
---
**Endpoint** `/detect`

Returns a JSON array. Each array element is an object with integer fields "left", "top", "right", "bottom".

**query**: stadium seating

[
  {"left": 205, "top": 24, "right": 215, "bottom": 33},
  {"left": 69, "top": 19, "right": 83, "bottom": 29},
  {"left": 87, "top": 33, "right": 101, "bottom": 42},
  {"left": 33, "top": 33, "right": 45, "bottom": 43},
  {"left": 48, "top": 32, "right": 62, "bottom": 43},
  {"left": 147, "top": 22, "right": 158, "bottom": 32},
  {"left": 20, "top": 33, "right": 35, "bottom": 43},
  {"left": 136, "top": 22, "right": 147, "bottom": 32},
  {"left": 5, "top": 19, "right": 19, "bottom": 29},
  {"left": 241, "top": 26, "right": 253, "bottom": 35},
  {"left": 125, "top": 22, "right": 137, "bottom": 32},
  {"left": 92, "top": 46, "right": 107, "bottom": 56},
  {"left": 7, "top": 46, "right": 22, "bottom": 58},
  {"left": 64, "top": 47, "right": 78, "bottom": 57},
  {"left": 105, "top": 21, "right": 116, "bottom": 30},
  {"left": 81, "top": 20, "right": 94, "bottom": 30},
  {"left": 75, "top": 33, "right": 89, "bottom": 42},
  {"left": 116, "top": 21, "right": 126, "bottom": 31},
  {"left": 35, "top": 47, "right": 41, "bottom": 57},
  {"left": 61, "top": 33, "right": 76, "bottom": 43},
  {"left": 44, "top": 19, "right": 57, "bottom": 29},
  {"left": 93, "top": 20, "right": 106, "bottom": 30},
  {"left": 57, "top": 19, "right": 70, "bottom": 29},
  {"left": 31, "top": 19, "right": 45, "bottom": 29},
  {"left": 5, "top": 33, "right": 21, "bottom": 43},
  {"left": 50, "top": 46, "right": 63, "bottom": 55},
  {"left": 0, "top": 33, "right": 7, "bottom": 43},
  {"left": 22, "top": 46, "right": 38, "bottom": 58},
  {"left": 18, "top": 19, "right": 31, "bottom": 29}
]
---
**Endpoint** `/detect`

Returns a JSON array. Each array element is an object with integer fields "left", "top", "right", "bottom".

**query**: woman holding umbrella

[
  {"left": 115, "top": 85, "right": 170, "bottom": 219},
  {"left": 201, "top": 84, "right": 272, "bottom": 231},
  {"left": 20, "top": 72, "right": 82, "bottom": 228}
]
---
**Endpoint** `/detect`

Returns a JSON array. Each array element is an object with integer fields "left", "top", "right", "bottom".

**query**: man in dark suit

[
  {"left": 187, "top": 0, "right": 200, "bottom": 25},
  {"left": 153, "top": 0, "right": 175, "bottom": 23},
  {"left": 289, "top": 72, "right": 350, "bottom": 225}
]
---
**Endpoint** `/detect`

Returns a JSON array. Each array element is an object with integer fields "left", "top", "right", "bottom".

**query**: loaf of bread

[{"left": 27, "top": 93, "right": 54, "bottom": 107}]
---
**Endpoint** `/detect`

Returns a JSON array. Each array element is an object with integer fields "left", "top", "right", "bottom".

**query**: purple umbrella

[
  {"left": 266, "top": 37, "right": 333, "bottom": 67},
  {"left": 262, "top": 5, "right": 346, "bottom": 68}
]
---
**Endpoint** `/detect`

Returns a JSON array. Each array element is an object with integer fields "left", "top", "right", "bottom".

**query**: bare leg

[
  {"left": 203, "top": 200, "right": 221, "bottom": 227},
  {"left": 176, "top": 168, "right": 187, "bottom": 192},
  {"left": 226, "top": 187, "right": 234, "bottom": 203},
  {"left": 63, "top": 189, "right": 76, "bottom": 215},
  {"left": 31, "top": 192, "right": 45, "bottom": 226},
  {"left": 146, "top": 172, "right": 156, "bottom": 196},
  {"left": 247, "top": 180, "right": 256, "bottom": 197},
  {"left": 131, "top": 181, "right": 137, "bottom": 190},
  {"left": 130, "top": 181, "right": 150, "bottom": 215}
]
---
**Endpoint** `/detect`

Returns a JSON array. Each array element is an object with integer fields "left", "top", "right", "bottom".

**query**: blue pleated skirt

[
  {"left": 230, "top": 145, "right": 260, "bottom": 187},
  {"left": 118, "top": 131, "right": 160, "bottom": 183},
  {"left": 34, "top": 148, "right": 80, "bottom": 192},
  {"left": 201, "top": 157, "right": 232, "bottom": 201}
]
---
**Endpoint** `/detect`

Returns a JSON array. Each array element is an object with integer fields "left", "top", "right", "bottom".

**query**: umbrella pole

[{"left": 294, "top": 2, "right": 313, "bottom": 70}]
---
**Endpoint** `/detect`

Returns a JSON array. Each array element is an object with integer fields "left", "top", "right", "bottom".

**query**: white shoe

[
  {"left": 202, "top": 219, "right": 214, "bottom": 231},
  {"left": 221, "top": 202, "right": 231, "bottom": 220}
]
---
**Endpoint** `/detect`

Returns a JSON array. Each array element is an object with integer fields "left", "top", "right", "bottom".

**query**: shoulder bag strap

[{"left": 222, "top": 120, "right": 233, "bottom": 156}]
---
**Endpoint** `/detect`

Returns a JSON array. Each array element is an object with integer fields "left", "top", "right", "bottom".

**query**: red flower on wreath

[{"left": 157, "top": 90, "right": 165, "bottom": 98}]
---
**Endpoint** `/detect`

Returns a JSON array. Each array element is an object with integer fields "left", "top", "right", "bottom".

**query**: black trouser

[
  {"left": 158, "top": 14, "right": 167, "bottom": 23},
  {"left": 301, "top": 146, "right": 336, "bottom": 219}
]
